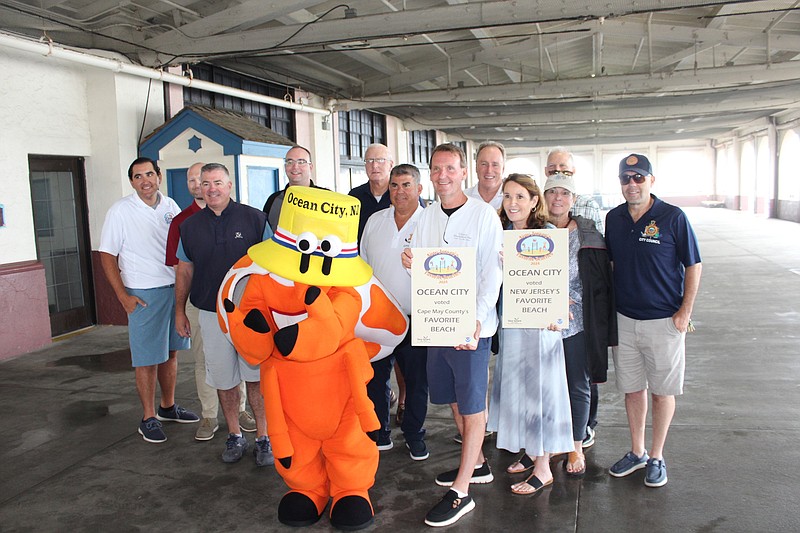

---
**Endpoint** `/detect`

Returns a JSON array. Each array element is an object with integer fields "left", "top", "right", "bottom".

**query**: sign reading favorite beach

[
  {"left": 411, "top": 247, "right": 477, "bottom": 347},
  {"left": 502, "top": 229, "right": 569, "bottom": 329}
]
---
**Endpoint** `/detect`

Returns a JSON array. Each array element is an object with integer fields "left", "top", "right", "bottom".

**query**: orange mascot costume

[{"left": 217, "top": 186, "right": 407, "bottom": 530}]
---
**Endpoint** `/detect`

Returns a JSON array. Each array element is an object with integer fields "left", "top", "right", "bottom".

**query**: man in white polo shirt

[
  {"left": 100, "top": 157, "right": 199, "bottom": 444},
  {"left": 361, "top": 164, "right": 429, "bottom": 461}
]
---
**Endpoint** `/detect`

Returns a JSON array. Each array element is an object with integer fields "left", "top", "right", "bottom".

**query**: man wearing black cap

[{"left": 605, "top": 154, "right": 702, "bottom": 488}]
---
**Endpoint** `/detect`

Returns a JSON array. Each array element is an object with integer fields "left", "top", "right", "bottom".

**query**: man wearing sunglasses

[
  {"left": 545, "top": 147, "right": 604, "bottom": 234},
  {"left": 605, "top": 154, "right": 702, "bottom": 488}
]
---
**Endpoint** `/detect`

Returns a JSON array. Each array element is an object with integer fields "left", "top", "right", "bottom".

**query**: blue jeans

[
  {"left": 366, "top": 324, "right": 430, "bottom": 443},
  {"left": 563, "top": 331, "right": 591, "bottom": 442},
  {"left": 367, "top": 355, "right": 394, "bottom": 442},
  {"left": 394, "top": 336, "right": 428, "bottom": 443}
]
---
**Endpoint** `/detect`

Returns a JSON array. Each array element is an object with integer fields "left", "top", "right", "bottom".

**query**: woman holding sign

[
  {"left": 544, "top": 172, "right": 617, "bottom": 478},
  {"left": 488, "top": 174, "right": 574, "bottom": 495}
]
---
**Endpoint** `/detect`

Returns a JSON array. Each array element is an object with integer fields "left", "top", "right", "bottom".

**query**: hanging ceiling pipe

[
  {"left": 0, "top": 31, "right": 331, "bottom": 116},
  {"left": 647, "top": 12, "right": 653, "bottom": 75},
  {"left": 537, "top": 23, "right": 543, "bottom": 82}
]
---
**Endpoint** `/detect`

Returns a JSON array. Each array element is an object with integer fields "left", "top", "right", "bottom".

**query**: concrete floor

[{"left": 1, "top": 207, "right": 799, "bottom": 532}]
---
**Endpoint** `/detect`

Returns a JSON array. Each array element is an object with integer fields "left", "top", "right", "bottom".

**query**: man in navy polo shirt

[
  {"left": 166, "top": 162, "right": 254, "bottom": 442},
  {"left": 175, "top": 163, "right": 274, "bottom": 466},
  {"left": 605, "top": 154, "right": 702, "bottom": 488},
  {"left": 349, "top": 143, "right": 395, "bottom": 240}
]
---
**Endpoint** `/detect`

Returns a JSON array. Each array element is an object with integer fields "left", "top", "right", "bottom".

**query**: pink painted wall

[{"left": 0, "top": 261, "right": 51, "bottom": 360}]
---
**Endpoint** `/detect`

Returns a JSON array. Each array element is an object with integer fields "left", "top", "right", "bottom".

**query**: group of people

[
  {"left": 100, "top": 139, "right": 701, "bottom": 528},
  {"left": 357, "top": 142, "right": 701, "bottom": 527},
  {"left": 100, "top": 158, "right": 274, "bottom": 467}
]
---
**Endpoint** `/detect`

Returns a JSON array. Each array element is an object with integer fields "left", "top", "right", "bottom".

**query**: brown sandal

[{"left": 564, "top": 450, "right": 586, "bottom": 478}]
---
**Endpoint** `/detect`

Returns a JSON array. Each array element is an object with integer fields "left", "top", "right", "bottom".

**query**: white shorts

[
  {"left": 198, "top": 310, "right": 261, "bottom": 390},
  {"left": 612, "top": 313, "right": 685, "bottom": 396}
]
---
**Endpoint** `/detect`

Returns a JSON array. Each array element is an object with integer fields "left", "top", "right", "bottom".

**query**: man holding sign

[{"left": 401, "top": 144, "right": 502, "bottom": 527}]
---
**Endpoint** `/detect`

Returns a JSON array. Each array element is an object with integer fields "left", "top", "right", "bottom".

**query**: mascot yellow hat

[{"left": 248, "top": 186, "right": 373, "bottom": 287}]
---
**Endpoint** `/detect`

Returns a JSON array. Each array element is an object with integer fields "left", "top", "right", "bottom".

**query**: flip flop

[
  {"left": 506, "top": 453, "right": 535, "bottom": 474},
  {"left": 564, "top": 450, "right": 586, "bottom": 478},
  {"left": 511, "top": 473, "right": 553, "bottom": 495}
]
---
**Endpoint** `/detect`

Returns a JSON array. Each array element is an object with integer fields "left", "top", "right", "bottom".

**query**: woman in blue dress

[{"left": 487, "top": 174, "right": 574, "bottom": 495}]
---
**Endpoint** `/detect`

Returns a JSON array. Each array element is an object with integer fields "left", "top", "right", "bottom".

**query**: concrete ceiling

[{"left": 3, "top": 0, "right": 800, "bottom": 152}]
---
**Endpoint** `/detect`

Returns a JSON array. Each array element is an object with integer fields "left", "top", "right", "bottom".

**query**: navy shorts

[{"left": 427, "top": 338, "right": 490, "bottom": 416}]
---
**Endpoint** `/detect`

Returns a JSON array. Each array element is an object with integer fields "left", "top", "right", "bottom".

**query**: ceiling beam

[
  {"left": 345, "top": 61, "right": 800, "bottom": 108},
  {"left": 143, "top": 0, "right": 735, "bottom": 57},
  {"left": 399, "top": 93, "right": 800, "bottom": 129},
  {"left": 145, "top": 0, "right": 327, "bottom": 49}
]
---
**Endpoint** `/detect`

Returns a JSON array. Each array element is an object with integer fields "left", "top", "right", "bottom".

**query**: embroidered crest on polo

[
  {"left": 639, "top": 220, "right": 662, "bottom": 244},
  {"left": 164, "top": 212, "right": 174, "bottom": 224},
  {"left": 642, "top": 220, "right": 660, "bottom": 239}
]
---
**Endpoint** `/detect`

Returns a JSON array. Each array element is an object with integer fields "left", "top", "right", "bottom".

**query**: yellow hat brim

[{"left": 248, "top": 239, "right": 373, "bottom": 287}]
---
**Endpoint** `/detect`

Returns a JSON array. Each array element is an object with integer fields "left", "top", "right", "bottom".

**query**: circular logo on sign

[
  {"left": 516, "top": 233, "right": 555, "bottom": 260},
  {"left": 423, "top": 252, "right": 462, "bottom": 279}
]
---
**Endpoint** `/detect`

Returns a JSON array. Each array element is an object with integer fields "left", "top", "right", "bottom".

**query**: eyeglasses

[
  {"left": 619, "top": 173, "right": 647, "bottom": 185},
  {"left": 285, "top": 159, "right": 310, "bottom": 166},
  {"left": 546, "top": 169, "right": 573, "bottom": 177},
  {"left": 364, "top": 158, "right": 387, "bottom": 164}
]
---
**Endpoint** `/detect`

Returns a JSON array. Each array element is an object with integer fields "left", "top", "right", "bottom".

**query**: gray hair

[
  {"left": 200, "top": 163, "right": 231, "bottom": 181},
  {"left": 476, "top": 141, "right": 507, "bottom": 162},
  {"left": 390, "top": 163, "right": 421, "bottom": 185},
  {"left": 546, "top": 146, "right": 575, "bottom": 167}
]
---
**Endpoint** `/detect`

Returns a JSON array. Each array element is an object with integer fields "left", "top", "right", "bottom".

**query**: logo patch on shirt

[
  {"left": 164, "top": 212, "right": 175, "bottom": 224},
  {"left": 234, "top": 231, "right": 243, "bottom": 239},
  {"left": 639, "top": 220, "right": 661, "bottom": 244}
]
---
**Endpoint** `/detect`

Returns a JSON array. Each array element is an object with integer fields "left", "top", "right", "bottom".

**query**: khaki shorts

[
  {"left": 612, "top": 313, "right": 685, "bottom": 396},
  {"left": 198, "top": 310, "right": 261, "bottom": 390}
]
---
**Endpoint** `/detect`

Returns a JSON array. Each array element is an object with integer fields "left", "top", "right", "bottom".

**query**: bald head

[
  {"left": 284, "top": 146, "right": 313, "bottom": 186},
  {"left": 187, "top": 162, "right": 204, "bottom": 202}
]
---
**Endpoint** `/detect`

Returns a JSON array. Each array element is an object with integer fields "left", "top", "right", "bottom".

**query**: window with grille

[
  {"left": 338, "top": 110, "right": 386, "bottom": 163},
  {"left": 183, "top": 64, "right": 295, "bottom": 139},
  {"left": 409, "top": 130, "right": 437, "bottom": 166}
]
